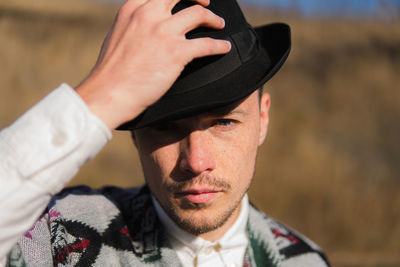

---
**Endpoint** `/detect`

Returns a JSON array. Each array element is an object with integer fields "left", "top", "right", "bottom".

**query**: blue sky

[
  {"left": 104, "top": 0, "right": 400, "bottom": 17},
  {"left": 237, "top": 0, "right": 400, "bottom": 16}
]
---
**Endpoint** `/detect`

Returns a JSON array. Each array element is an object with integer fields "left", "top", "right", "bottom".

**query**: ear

[{"left": 258, "top": 93, "right": 270, "bottom": 146}]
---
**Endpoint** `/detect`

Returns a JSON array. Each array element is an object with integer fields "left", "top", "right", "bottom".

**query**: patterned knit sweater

[{"left": 7, "top": 185, "right": 330, "bottom": 267}]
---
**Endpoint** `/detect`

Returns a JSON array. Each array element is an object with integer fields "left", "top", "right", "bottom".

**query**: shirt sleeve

[{"left": 0, "top": 83, "right": 112, "bottom": 264}]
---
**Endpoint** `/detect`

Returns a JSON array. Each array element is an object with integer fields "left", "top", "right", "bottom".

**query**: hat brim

[{"left": 118, "top": 23, "right": 291, "bottom": 130}]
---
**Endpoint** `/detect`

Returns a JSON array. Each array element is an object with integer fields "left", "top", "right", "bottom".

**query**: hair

[{"left": 258, "top": 87, "right": 263, "bottom": 99}]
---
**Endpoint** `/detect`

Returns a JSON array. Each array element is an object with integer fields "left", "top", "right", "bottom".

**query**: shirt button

[{"left": 204, "top": 247, "right": 213, "bottom": 254}]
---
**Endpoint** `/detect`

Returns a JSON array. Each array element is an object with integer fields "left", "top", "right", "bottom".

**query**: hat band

[{"left": 165, "top": 27, "right": 264, "bottom": 96}]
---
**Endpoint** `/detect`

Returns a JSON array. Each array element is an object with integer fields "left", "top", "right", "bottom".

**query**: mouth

[{"left": 175, "top": 188, "right": 222, "bottom": 204}]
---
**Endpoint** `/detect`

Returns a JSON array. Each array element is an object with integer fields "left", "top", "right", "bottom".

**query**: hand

[{"left": 75, "top": 0, "right": 231, "bottom": 130}]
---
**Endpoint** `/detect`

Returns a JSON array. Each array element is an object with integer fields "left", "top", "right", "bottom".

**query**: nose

[{"left": 179, "top": 130, "right": 216, "bottom": 175}]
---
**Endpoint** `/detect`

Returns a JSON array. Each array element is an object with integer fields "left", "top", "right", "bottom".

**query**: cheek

[
  {"left": 218, "top": 125, "right": 259, "bottom": 184},
  {"left": 140, "top": 144, "right": 179, "bottom": 182},
  {"left": 138, "top": 146, "right": 178, "bottom": 201},
  {"left": 153, "top": 148, "right": 177, "bottom": 174}
]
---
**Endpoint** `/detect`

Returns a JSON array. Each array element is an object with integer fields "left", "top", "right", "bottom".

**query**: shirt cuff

[{"left": 0, "top": 83, "right": 112, "bottom": 194}]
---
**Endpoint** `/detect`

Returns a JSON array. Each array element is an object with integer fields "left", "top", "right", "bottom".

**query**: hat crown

[{"left": 117, "top": 1, "right": 291, "bottom": 130}]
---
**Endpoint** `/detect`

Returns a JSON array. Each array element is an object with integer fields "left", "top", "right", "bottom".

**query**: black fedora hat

[{"left": 118, "top": 0, "right": 291, "bottom": 130}]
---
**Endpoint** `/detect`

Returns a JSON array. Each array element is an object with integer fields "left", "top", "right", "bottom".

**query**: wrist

[{"left": 75, "top": 76, "right": 144, "bottom": 131}]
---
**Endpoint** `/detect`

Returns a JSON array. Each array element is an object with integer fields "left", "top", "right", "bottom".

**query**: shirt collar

[{"left": 152, "top": 194, "right": 249, "bottom": 254}]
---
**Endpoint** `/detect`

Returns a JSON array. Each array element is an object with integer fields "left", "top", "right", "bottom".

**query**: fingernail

[
  {"left": 220, "top": 17, "right": 225, "bottom": 27},
  {"left": 226, "top": 40, "right": 232, "bottom": 50}
]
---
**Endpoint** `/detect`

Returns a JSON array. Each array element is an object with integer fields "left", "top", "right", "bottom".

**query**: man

[{"left": 1, "top": 0, "right": 329, "bottom": 266}]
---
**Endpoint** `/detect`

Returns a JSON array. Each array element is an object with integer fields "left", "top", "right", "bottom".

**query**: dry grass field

[{"left": 1, "top": 0, "right": 399, "bottom": 266}]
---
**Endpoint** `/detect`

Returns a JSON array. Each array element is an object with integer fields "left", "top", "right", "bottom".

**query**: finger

[
  {"left": 109, "top": 0, "right": 147, "bottom": 42},
  {"left": 162, "top": 0, "right": 210, "bottom": 12},
  {"left": 186, "top": 37, "right": 231, "bottom": 59},
  {"left": 168, "top": 5, "right": 225, "bottom": 34},
  {"left": 103, "top": 0, "right": 149, "bottom": 54},
  {"left": 190, "top": 0, "right": 210, "bottom": 6},
  {"left": 119, "top": 0, "right": 149, "bottom": 20}
]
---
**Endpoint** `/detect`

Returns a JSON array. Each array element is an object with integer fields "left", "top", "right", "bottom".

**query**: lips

[{"left": 176, "top": 188, "right": 221, "bottom": 204}]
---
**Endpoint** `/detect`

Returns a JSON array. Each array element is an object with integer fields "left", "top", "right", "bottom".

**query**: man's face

[{"left": 133, "top": 91, "right": 270, "bottom": 239}]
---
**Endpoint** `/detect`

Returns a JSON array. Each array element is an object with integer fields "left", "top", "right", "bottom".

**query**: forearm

[
  {"left": 0, "top": 0, "right": 230, "bottom": 262},
  {"left": 0, "top": 84, "right": 111, "bottom": 262}
]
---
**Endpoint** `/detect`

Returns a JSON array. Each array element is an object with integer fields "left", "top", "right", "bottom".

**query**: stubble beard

[{"left": 158, "top": 174, "right": 250, "bottom": 236}]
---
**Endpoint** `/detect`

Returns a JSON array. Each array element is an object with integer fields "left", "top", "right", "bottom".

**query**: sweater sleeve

[{"left": 0, "top": 83, "right": 112, "bottom": 265}]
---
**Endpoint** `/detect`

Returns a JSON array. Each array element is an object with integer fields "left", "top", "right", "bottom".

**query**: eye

[{"left": 214, "top": 119, "right": 238, "bottom": 128}]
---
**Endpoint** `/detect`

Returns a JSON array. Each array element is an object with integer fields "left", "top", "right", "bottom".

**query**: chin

[
  {"left": 166, "top": 199, "right": 240, "bottom": 236},
  {"left": 173, "top": 210, "right": 231, "bottom": 236}
]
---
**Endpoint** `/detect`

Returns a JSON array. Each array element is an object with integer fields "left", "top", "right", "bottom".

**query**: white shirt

[
  {"left": 0, "top": 84, "right": 111, "bottom": 265},
  {"left": 0, "top": 84, "right": 250, "bottom": 267},
  {"left": 153, "top": 195, "right": 249, "bottom": 267},
  {"left": 0, "top": 84, "right": 330, "bottom": 267}
]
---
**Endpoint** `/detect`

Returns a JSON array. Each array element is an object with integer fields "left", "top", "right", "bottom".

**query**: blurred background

[{"left": 0, "top": 0, "right": 399, "bottom": 266}]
